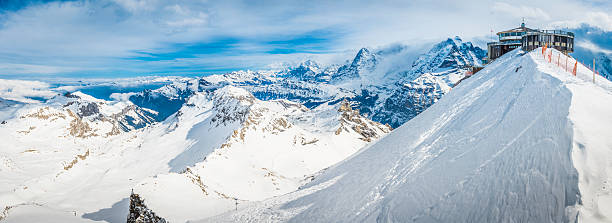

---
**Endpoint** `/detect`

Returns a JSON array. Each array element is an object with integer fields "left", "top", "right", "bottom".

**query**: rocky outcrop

[
  {"left": 63, "top": 150, "right": 89, "bottom": 171},
  {"left": 127, "top": 192, "right": 166, "bottom": 223},
  {"left": 210, "top": 86, "right": 255, "bottom": 126},
  {"left": 67, "top": 110, "right": 96, "bottom": 138},
  {"left": 77, "top": 103, "right": 100, "bottom": 118},
  {"left": 336, "top": 100, "right": 391, "bottom": 142}
]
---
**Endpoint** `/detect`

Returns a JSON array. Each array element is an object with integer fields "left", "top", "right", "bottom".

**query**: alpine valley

[{"left": 0, "top": 37, "right": 486, "bottom": 222}]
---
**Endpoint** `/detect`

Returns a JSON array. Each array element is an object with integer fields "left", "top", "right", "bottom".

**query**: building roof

[{"left": 496, "top": 26, "right": 537, "bottom": 35}]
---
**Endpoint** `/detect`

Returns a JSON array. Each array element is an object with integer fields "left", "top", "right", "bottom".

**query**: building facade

[
  {"left": 487, "top": 23, "right": 574, "bottom": 61},
  {"left": 521, "top": 30, "right": 574, "bottom": 53}
]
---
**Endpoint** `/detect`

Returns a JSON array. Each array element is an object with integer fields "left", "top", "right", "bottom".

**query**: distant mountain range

[{"left": 0, "top": 36, "right": 488, "bottom": 222}]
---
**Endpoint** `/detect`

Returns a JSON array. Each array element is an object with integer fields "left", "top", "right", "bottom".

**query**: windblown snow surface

[{"left": 203, "top": 48, "right": 612, "bottom": 222}]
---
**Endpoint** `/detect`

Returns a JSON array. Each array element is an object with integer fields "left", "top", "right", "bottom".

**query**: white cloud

[
  {"left": 0, "top": 79, "right": 56, "bottom": 103},
  {"left": 576, "top": 40, "right": 612, "bottom": 55},
  {"left": 492, "top": 2, "right": 551, "bottom": 21},
  {"left": 0, "top": 63, "right": 83, "bottom": 74},
  {"left": 550, "top": 12, "right": 612, "bottom": 31}
]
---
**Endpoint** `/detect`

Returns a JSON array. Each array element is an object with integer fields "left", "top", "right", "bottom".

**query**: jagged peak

[
  {"left": 406, "top": 36, "right": 485, "bottom": 78},
  {"left": 452, "top": 36, "right": 463, "bottom": 45},
  {"left": 356, "top": 47, "right": 371, "bottom": 56},
  {"left": 353, "top": 48, "right": 375, "bottom": 64}
]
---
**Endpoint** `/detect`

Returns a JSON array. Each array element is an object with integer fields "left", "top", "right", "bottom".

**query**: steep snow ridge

[
  {"left": 204, "top": 48, "right": 612, "bottom": 222},
  {"left": 133, "top": 86, "right": 390, "bottom": 222},
  {"left": 532, "top": 48, "right": 612, "bottom": 222}
]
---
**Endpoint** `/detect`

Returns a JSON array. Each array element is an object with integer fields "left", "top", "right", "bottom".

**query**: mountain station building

[{"left": 487, "top": 23, "right": 574, "bottom": 61}]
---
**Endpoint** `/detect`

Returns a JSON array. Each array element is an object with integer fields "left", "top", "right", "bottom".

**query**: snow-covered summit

[
  {"left": 331, "top": 48, "right": 379, "bottom": 82},
  {"left": 407, "top": 36, "right": 485, "bottom": 79}
]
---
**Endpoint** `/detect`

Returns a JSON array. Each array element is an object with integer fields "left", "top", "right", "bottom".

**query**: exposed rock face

[
  {"left": 332, "top": 48, "right": 378, "bottom": 82},
  {"left": 336, "top": 100, "right": 392, "bottom": 142},
  {"left": 210, "top": 86, "right": 255, "bottom": 126},
  {"left": 77, "top": 103, "right": 100, "bottom": 118},
  {"left": 67, "top": 110, "right": 95, "bottom": 138},
  {"left": 373, "top": 81, "right": 440, "bottom": 128},
  {"left": 127, "top": 192, "right": 166, "bottom": 223},
  {"left": 110, "top": 104, "right": 157, "bottom": 132}
]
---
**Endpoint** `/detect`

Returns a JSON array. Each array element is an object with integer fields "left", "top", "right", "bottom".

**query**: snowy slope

[
  {"left": 133, "top": 86, "right": 390, "bottom": 222},
  {"left": 0, "top": 84, "right": 389, "bottom": 222},
  {"left": 203, "top": 48, "right": 612, "bottom": 222},
  {"left": 536, "top": 49, "right": 612, "bottom": 223}
]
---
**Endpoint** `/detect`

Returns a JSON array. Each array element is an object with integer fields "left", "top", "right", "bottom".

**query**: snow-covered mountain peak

[
  {"left": 331, "top": 48, "right": 379, "bottom": 82},
  {"left": 451, "top": 35, "right": 463, "bottom": 45},
  {"left": 352, "top": 48, "right": 376, "bottom": 66},
  {"left": 6, "top": 97, "right": 142, "bottom": 141},
  {"left": 209, "top": 86, "right": 257, "bottom": 126},
  {"left": 213, "top": 86, "right": 255, "bottom": 104},
  {"left": 285, "top": 60, "right": 323, "bottom": 81},
  {"left": 299, "top": 59, "right": 321, "bottom": 70},
  {"left": 407, "top": 36, "right": 485, "bottom": 80}
]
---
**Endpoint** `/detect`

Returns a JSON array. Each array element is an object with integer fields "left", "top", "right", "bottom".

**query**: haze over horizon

[{"left": 1, "top": 0, "right": 612, "bottom": 78}]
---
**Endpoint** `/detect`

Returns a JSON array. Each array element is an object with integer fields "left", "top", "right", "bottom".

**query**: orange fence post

[{"left": 573, "top": 60, "right": 577, "bottom": 76}]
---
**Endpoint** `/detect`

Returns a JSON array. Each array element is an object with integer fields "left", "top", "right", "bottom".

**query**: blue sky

[{"left": 0, "top": 0, "right": 611, "bottom": 78}]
